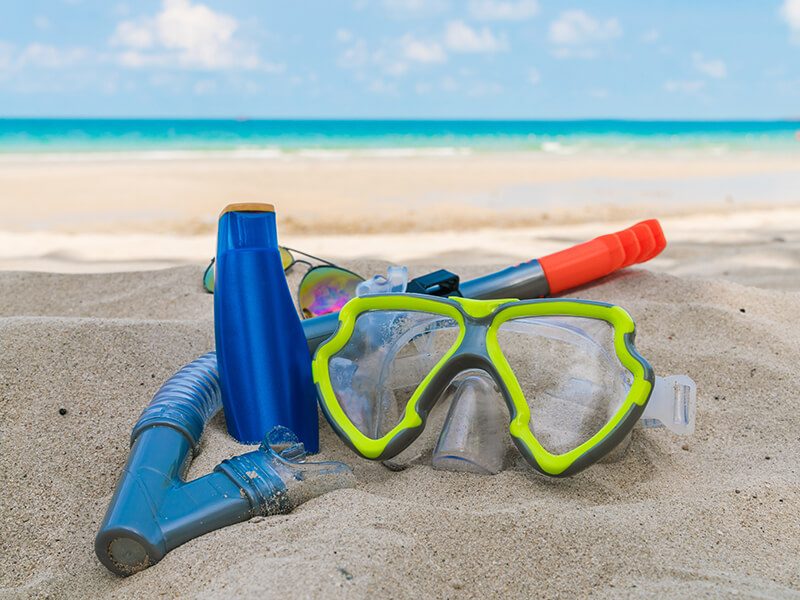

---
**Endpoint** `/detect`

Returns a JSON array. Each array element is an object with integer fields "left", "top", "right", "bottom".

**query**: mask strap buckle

[
  {"left": 640, "top": 375, "right": 696, "bottom": 435},
  {"left": 406, "top": 269, "right": 462, "bottom": 297}
]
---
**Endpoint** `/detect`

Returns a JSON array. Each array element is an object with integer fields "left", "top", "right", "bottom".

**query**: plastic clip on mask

[
  {"left": 356, "top": 266, "right": 409, "bottom": 297},
  {"left": 312, "top": 294, "right": 696, "bottom": 477}
]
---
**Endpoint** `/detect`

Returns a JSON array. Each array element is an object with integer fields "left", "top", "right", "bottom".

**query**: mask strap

[{"left": 640, "top": 375, "right": 696, "bottom": 435}]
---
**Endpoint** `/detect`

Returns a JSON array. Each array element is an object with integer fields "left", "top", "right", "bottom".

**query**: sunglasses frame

[
  {"left": 203, "top": 247, "right": 365, "bottom": 319},
  {"left": 312, "top": 294, "right": 655, "bottom": 477}
]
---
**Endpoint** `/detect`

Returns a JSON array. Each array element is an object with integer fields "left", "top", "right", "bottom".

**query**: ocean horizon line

[{"left": 1, "top": 117, "right": 799, "bottom": 123}]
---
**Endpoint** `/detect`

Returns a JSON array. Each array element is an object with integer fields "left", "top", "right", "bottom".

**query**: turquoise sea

[{"left": 0, "top": 119, "right": 798, "bottom": 157}]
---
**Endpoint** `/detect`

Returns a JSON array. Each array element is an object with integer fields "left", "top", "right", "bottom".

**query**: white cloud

[
  {"left": 527, "top": 67, "right": 540, "bottom": 85},
  {"left": 113, "top": 20, "right": 156, "bottom": 49},
  {"left": 401, "top": 35, "right": 447, "bottom": 63},
  {"left": 0, "top": 43, "right": 88, "bottom": 71},
  {"left": 17, "top": 44, "right": 87, "bottom": 68},
  {"left": 549, "top": 10, "right": 621, "bottom": 44},
  {"left": 337, "top": 38, "right": 370, "bottom": 69},
  {"left": 468, "top": 0, "right": 538, "bottom": 21},
  {"left": 641, "top": 29, "right": 660, "bottom": 43},
  {"left": 383, "top": 0, "right": 449, "bottom": 18},
  {"left": 110, "top": 0, "right": 268, "bottom": 71},
  {"left": 692, "top": 52, "right": 726, "bottom": 79},
  {"left": 0, "top": 42, "right": 100, "bottom": 96},
  {"left": 383, "top": 59, "right": 409, "bottom": 75},
  {"left": 548, "top": 10, "right": 621, "bottom": 57},
  {"left": 336, "top": 19, "right": 507, "bottom": 91},
  {"left": 444, "top": 20, "right": 508, "bottom": 53},
  {"left": 117, "top": 50, "right": 155, "bottom": 68},
  {"left": 780, "top": 0, "right": 800, "bottom": 40},
  {"left": 336, "top": 29, "right": 354, "bottom": 43},
  {"left": 663, "top": 79, "right": 705, "bottom": 94},
  {"left": 336, "top": 19, "right": 506, "bottom": 88},
  {"left": 337, "top": 35, "right": 414, "bottom": 78}
]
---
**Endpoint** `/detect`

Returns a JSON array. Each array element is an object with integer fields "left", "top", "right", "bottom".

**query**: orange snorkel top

[{"left": 538, "top": 220, "right": 667, "bottom": 294}]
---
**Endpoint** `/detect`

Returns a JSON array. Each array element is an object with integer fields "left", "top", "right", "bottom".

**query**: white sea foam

[
  {"left": 540, "top": 141, "right": 577, "bottom": 155},
  {"left": 0, "top": 137, "right": 795, "bottom": 163},
  {"left": 0, "top": 145, "right": 475, "bottom": 163}
]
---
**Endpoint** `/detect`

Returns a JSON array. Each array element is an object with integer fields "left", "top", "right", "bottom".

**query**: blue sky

[{"left": 0, "top": 0, "right": 799, "bottom": 118}]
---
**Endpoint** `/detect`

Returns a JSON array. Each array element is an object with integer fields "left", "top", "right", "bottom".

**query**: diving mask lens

[
  {"left": 298, "top": 266, "right": 365, "bottom": 319},
  {"left": 496, "top": 315, "right": 632, "bottom": 455},
  {"left": 328, "top": 310, "right": 460, "bottom": 438}
]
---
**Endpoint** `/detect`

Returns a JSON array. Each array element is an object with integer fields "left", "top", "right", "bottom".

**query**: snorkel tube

[
  {"left": 303, "top": 219, "right": 666, "bottom": 350},
  {"left": 95, "top": 353, "right": 354, "bottom": 577}
]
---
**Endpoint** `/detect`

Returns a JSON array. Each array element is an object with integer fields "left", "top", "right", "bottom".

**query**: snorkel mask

[{"left": 312, "top": 294, "right": 696, "bottom": 477}]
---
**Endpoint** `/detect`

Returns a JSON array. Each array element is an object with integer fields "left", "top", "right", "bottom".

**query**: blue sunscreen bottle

[{"left": 213, "top": 203, "right": 319, "bottom": 451}]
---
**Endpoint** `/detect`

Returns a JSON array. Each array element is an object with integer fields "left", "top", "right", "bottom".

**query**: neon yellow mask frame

[{"left": 312, "top": 294, "right": 654, "bottom": 477}]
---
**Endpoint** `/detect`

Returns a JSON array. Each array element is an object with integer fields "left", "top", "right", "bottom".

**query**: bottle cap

[{"left": 219, "top": 203, "right": 275, "bottom": 218}]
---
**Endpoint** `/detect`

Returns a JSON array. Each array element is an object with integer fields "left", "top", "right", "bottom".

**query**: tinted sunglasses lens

[
  {"left": 280, "top": 247, "right": 294, "bottom": 270},
  {"left": 298, "top": 266, "right": 363, "bottom": 318},
  {"left": 203, "top": 260, "right": 215, "bottom": 293}
]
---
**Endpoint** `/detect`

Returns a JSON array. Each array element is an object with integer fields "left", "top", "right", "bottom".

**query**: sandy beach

[
  {"left": 2, "top": 153, "right": 799, "bottom": 237},
  {"left": 1, "top": 152, "right": 799, "bottom": 273},
  {"left": 1, "top": 154, "right": 799, "bottom": 598}
]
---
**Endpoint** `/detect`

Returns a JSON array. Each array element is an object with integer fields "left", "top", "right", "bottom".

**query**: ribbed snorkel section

[
  {"left": 130, "top": 352, "right": 221, "bottom": 452},
  {"left": 96, "top": 349, "right": 355, "bottom": 577}
]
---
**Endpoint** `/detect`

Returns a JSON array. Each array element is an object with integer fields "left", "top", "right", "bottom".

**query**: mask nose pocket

[{"left": 432, "top": 369, "right": 509, "bottom": 475}]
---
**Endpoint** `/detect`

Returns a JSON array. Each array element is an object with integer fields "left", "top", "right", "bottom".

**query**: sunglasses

[{"left": 203, "top": 247, "right": 365, "bottom": 319}]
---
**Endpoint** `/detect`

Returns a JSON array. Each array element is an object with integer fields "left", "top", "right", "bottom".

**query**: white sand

[
  {"left": 3, "top": 207, "right": 800, "bottom": 282},
  {"left": 1, "top": 151, "right": 799, "bottom": 597},
  {"left": 2, "top": 224, "right": 800, "bottom": 597}
]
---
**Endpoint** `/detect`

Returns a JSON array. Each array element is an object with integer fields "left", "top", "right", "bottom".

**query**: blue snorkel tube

[{"left": 95, "top": 353, "right": 354, "bottom": 577}]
